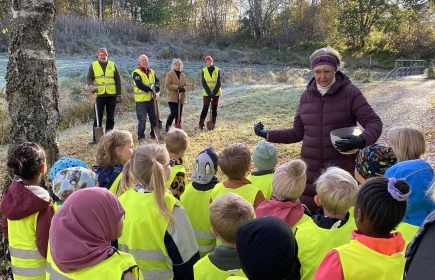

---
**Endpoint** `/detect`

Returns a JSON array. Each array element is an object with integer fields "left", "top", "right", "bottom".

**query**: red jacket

[
  {"left": 268, "top": 72, "right": 382, "bottom": 212},
  {"left": 1, "top": 180, "right": 54, "bottom": 258}
]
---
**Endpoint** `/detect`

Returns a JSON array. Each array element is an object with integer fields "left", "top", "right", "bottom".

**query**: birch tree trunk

[{"left": 6, "top": 0, "right": 60, "bottom": 176}]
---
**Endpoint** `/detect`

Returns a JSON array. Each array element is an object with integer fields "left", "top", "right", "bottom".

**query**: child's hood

[
  {"left": 255, "top": 198, "right": 304, "bottom": 227},
  {"left": 1, "top": 180, "right": 51, "bottom": 220}
]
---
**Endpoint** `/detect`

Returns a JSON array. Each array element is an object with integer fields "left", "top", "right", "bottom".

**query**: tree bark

[{"left": 6, "top": 0, "right": 60, "bottom": 184}]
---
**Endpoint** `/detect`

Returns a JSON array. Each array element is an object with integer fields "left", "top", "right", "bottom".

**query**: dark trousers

[
  {"left": 93, "top": 96, "right": 116, "bottom": 140},
  {"left": 199, "top": 96, "right": 220, "bottom": 126},
  {"left": 166, "top": 101, "right": 183, "bottom": 128},
  {"left": 136, "top": 101, "right": 155, "bottom": 139}
]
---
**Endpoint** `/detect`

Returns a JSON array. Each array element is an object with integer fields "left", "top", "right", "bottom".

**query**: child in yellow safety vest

[
  {"left": 0, "top": 142, "right": 54, "bottom": 280},
  {"left": 247, "top": 140, "right": 277, "bottom": 199},
  {"left": 180, "top": 147, "right": 220, "bottom": 258},
  {"left": 47, "top": 187, "right": 143, "bottom": 280},
  {"left": 295, "top": 166, "right": 358, "bottom": 280},
  {"left": 118, "top": 144, "right": 200, "bottom": 280},
  {"left": 194, "top": 193, "right": 254, "bottom": 279},
  {"left": 92, "top": 130, "right": 133, "bottom": 196},
  {"left": 165, "top": 128, "right": 189, "bottom": 200},
  {"left": 256, "top": 159, "right": 311, "bottom": 232},
  {"left": 315, "top": 177, "right": 410, "bottom": 280},
  {"left": 51, "top": 166, "right": 98, "bottom": 212},
  {"left": 211, "top": 143, "right": 265, "bottom": 209}
]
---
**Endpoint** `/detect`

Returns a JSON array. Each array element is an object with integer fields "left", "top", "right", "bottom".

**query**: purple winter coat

[{"left": 267, "top": 71, "right": 382, "bottom": 213}]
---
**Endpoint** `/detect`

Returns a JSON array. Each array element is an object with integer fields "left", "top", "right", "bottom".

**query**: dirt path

[{"left": 361, "top": 75, "right": 435, "bottom": 165}]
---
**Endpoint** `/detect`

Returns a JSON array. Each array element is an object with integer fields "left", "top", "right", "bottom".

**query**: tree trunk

[{"left": 6, "top": 0, "right": 60, "bottom": 184}]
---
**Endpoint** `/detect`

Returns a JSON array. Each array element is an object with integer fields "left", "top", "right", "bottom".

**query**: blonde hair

[
  {"left": 388, "top": 126, "right": 426, "bottom": 162},
  {"left": 171, "top": 58, "right": 183, "bottom": 71},
  {"left": 209, "top": 193, "right": 254, "bottom": 243},
  {"left": 96, "top": 130, "right": 132, "bottom": 167},
  {"left": 118, "top": 144, "right": 175, "bottom": 226},
  {"left": 218, "top": 143, "right": 251, "bottom": 180},
  {"left": 165, "top": 128, "right": 189, "bottom": 155},
  {"left": 315, "top": 166, "right": 358, "bottom": 215}
]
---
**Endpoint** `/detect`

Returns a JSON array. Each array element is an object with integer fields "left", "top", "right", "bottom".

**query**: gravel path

[{"left": 361, "top": 75, "right": 435, "bottom": 166}]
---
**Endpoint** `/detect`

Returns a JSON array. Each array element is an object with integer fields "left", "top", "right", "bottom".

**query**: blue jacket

[{"left": 385, "top": 159, "right": 435, "bottom": 226}]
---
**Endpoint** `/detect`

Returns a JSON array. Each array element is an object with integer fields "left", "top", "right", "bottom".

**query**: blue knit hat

[{"left": 49, "top": 157, "right": 88, "bottom": 180}]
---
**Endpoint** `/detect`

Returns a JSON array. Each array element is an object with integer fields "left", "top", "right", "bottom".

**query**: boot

[{"left": 165, "top": 125, "right": 170, "bottom": 134}]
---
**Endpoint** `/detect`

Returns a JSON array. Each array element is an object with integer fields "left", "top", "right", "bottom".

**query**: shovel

[
  {"left": 153, "top": 93, "right": 162, "bottom": 141},
  {"left": 175, "top": 91, "right": 182, "bottom": 129},
  {"left": 94, "top": 103, "right": 104, "bottom": 143},
  {"left": 206, "top": 98, "right": 215, "bottom": 130}
]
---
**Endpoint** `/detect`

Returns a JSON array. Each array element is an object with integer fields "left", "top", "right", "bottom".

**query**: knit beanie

[
  {"left": 355, "top": 144, "right": 397, "bottom": 179},
  {"left": 272, "top": 159, "right": 307, "bottom": 201},
  {"left": 236, "top": 216, "right": 298, "bottom": 280},
  {"left": 49, "top": 157, "right": 88, "bottom": 181},
  {"left": 205, "top": 55, "right": 213, "bottom": 62},
  {"left": 252, "top": 140, "right": 277, "bottom": 171},
  {"left": 96, "top": 48, "right": 108, "bottom": 57}
]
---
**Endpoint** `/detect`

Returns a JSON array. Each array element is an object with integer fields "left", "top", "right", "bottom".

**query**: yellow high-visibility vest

[
  {"left": 246, "top": 173, "right": 273, "bottom": 199},
  {"left": 395, "top": 222, "right": 419, "bottom": 245},
  {"left": 194, "top": 254, "right": 246, "bottom": 279},
  {"left": 118, "top": 188, "right": 177, "bottom": 280},
  {"left": 202, "top": 67, "right": 222, "bottom": 96},
  {"left": 8, "top": 213, "right": 46, "bottom": 280},
  {"left": 109, "top": 172, "right": 122, "bottom": 195},
  {"left": 211, "top": 182, "right": 259, "bottom": 206},
  {"left": 295, "top": 218, "right": 357, "bottom": 280},
  {"left": 132, "top": 68, "right": 155, "bottom": 102},
  {"left": 166, "top": 165, "right": 187, "bottom": 190},
  {"left": 46, "top": 246, "right": 143, "bottom": 279},
  {"left": 180, "top": 184, "right": 216, "bottom": 258},
  {"left": 338, "top": 239, "right": 405, "bottom": 280},
  {"left": 92, "top": 60, "right": 116, "bottom": 94}
]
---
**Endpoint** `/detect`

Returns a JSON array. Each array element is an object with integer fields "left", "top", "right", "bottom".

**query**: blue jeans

[{"left": 136, "top": 101, "right": 155, "bottom": 139}]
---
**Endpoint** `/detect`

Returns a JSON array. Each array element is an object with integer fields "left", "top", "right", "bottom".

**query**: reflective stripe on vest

[
  {"left": 118, "top": 189, "right": 177, "bottom": 280},
  {"left": 166, "top": 164, "right": 187, "bottom": 189},
  {"left": 246, "top": 173, "right": 273, "bottom": 199},
  {"left": 132, "top": 68, "right": 155, "bottom": 102},
  {"left": 92, "top": 60, "right": 116, "bottom": 94},
  {"left": 202, "top": 66, "right": 222, "bottom": 96},
  {"left": 109, "top": 172, "right": 122, "bottom": 195},
  {"left": 46, "top": 246, "right": 143, "bottom": 280},
  {"left": 211, "top": 182, "right": 259, "bottom": 206},
  {"left": 180, "top": 184, "right": 216, "bottom": 258},
  {"left": 8, "top": 213, "right": 46, "bottom": 280},
  {"left": 295, "top": 218, "right": 357, "bottom": 280},
  {"left": 194, "top": 255, "right": 246, "bottom": 280},
  {"left": 338, "top": 240, "right": 405, "bottom": 280}
]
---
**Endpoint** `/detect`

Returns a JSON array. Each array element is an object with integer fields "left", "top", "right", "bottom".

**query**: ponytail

[{"left": 117, "top": 159, "right": 133, "bottom": 197}]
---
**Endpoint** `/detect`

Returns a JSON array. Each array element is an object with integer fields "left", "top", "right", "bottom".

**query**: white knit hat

[{"left": 272, "top": 160, "right": 307, "bottom": 201}]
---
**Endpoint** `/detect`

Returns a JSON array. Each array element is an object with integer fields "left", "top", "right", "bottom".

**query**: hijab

[{"left": 49, "top": 187, "right": 125, "bottom": 272}]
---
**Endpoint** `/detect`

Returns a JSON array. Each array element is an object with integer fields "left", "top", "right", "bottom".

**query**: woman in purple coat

[{"left": 254, "top": 46, "right": 382, "bottom": 213}]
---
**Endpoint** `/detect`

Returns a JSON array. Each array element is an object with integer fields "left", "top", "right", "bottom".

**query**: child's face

[{"left": 117, "top": 137, "right": 134, "bottom": 164}]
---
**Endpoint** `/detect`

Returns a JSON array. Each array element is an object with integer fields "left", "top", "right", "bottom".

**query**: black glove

[
  {"left": 154, "top": 85, "right": 160, "bottom": 92},
  {"left": 212, "top": 89, "right": 218, "bottom": 95},
  {"left": 178, "top": 87, "right": 185, "bottom": 93},
  {"left": 208, "top": 91, "right": 215, "bottom": 97},
  {"left": 178, "top": 85, "right": 184, "bottom": 91},
  {"left": 335, "top": 135, "right": 366, "bottom": 152},
  {"left": 254, "top": 122, "right": 268, "bottom": 139}
]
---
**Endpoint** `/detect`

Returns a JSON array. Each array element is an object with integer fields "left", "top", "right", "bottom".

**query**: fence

[{"left": 385, "top": 60, "right": 425, "bottom": 79}]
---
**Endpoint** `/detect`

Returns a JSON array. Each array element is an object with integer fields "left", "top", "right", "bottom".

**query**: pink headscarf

[{"left": 49, "top": 187, "right": 125, "bottom": 273}]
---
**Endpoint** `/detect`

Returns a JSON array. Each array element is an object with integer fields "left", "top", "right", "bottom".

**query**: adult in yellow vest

[
  {"left": 118, "top": 144, "right": 200, "bottom": 279},
  {"left": 1, "top": 142, "right": 54, "bottom": 280},
  {"left": 48, "top": 187, "right": 142, "bottom": 280},
  {"left": 87, "top": 48, "right": 122, "bottom": 144},
  {"left": 132, "top": 54, "right": 161, "bottom": 141},
  {"left": 199, "top": 55, "right": 222, "bottom": 131}
]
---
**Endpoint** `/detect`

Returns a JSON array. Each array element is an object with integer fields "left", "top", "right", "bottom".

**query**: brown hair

[
  {"left": 209, "top": 193, "right": 254, "bottom": 243},
  {"left": 165, "top": 128, "right": 189, "bottom": 155},
  {"left": 96, "top": 130, "right": 133, "bottom": 167},
  {"left": 218, "top": 143, "right": 251, "bottom": 180},
  {"left": 388, "top": 126, "right": 426, "bottom": 162},
  {"left": 118, "top": 144, "right": 175, "bottom": 226}
]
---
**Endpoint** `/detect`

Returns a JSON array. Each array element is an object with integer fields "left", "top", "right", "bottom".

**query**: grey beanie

[{"left": 252, "top": 140, "right": 277, "bottom": 171}]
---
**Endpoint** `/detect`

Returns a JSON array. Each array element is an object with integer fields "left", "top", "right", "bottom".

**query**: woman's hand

[
  {"left": 335, "top": 135, "right": 366, "bottom": 152},
  {"left": 254, "top": 122, "right": 268, "bottom": 139}
]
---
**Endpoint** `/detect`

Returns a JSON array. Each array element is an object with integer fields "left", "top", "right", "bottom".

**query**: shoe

[
  {"left": 150, "top": 135, "right": 156, "bottom": 140},
  {"left": 88, "top": 140, "right": 96, "bottom": 145},
  {"left": 199, "top": 126, "right": 204, "bottom": 131},
  {"left": 138, "top": 137, "right": 145, "bottom": 142},
  {"left": 165, "top": 126, "right": 169, "bottom": 134}
]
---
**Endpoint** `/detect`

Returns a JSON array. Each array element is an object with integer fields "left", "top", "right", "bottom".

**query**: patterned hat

[
  {"left": 355, "top": 144, "right": 397, "bottom": 179},
  {"left": 191, "top": 148, "right": 218, "bottom": 184},
  {"left": 49, "top": 157, "right": 88, "bottom": 180},
  {"left": 52, "top": 167, "right": 98, "bottom": 198}
]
